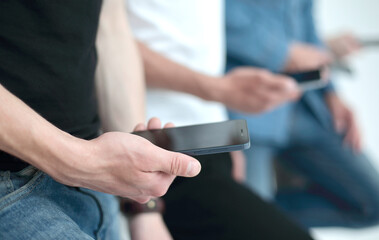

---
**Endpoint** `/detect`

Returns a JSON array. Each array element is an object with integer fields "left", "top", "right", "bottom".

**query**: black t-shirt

[{"left": 0, "top": 0, "right": 103, "bottom": 171}]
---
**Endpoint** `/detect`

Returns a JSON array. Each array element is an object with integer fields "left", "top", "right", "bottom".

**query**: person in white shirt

[{"left": 124, "top": 0, "right": 315, "bottom": 239}]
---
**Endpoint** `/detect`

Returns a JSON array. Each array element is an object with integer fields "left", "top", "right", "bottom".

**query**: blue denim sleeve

[{"left": 225, "top": 0, "right": 291, "bottom": 72}]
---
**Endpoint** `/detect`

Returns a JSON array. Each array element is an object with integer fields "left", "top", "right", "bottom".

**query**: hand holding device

[
  {"left": 286, "top": 68, "right": 329, "bottom": 91},
  {"left": 218, "top": 68, "right": 301, "bottom": 114},
  {"left": 327, "top": 33, "right": 361, "bottom": 59},
  {"left": 82, "top": 118, "right": 201, "bottom": 203},
  {"left": 285, "top": 43, "right": 332, "bottom": 73}
]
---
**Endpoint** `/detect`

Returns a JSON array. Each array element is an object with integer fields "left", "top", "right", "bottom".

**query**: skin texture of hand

[
  {"left": 325, "top": 92, "right": 362, "bottom": 152},
  {"left": 326, "top": 33, "right": 361, "bottom": 59},
  {"left": 284, "top": 43, "right": 333, "bottom": 73},
  {"left": 230, "top": 151, "right": 246, "bottom": 183},
  {"left": 216, "top": 67, "right": 301, "bottom": 114},
  {"left": 129, "top": 213, "right": 173, "bottom": 240},
  {"left": 52, "top": 118, "right": 201, "bottom": 204}
]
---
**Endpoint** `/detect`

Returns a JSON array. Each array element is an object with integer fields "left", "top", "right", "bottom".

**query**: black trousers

[{"left": 162, "top": 153, "right": 314, "bottom": 240}]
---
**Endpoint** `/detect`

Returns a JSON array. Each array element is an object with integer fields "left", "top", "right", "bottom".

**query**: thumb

[{"left": 159, "top": 151, "right": 201, "bottom": 177}]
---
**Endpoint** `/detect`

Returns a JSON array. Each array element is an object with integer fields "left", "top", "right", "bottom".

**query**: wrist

[
  {"left": 29, "top": 126, "right": 91, "bottom": 186},
  {"left": 191, "top": 73, "right": 224, "bottom": 102}
]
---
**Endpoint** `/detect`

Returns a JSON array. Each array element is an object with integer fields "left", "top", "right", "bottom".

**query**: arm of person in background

[
  {"left": 96, "top": 0, "right": 145, "bottom": 133},
  {"left": 95, "top": 0, "right": 174, "bottom": 239},
  {"left": 303, "top": 0, "right": 362, "bottom": 151},
  {"left": 286, "top": 0, "right": 333, "bottom": 73},
  {"left": 138, "top": 42, "right": 300, "bottom": 114}
]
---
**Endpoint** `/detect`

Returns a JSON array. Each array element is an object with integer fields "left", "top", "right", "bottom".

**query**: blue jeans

[
  {"left": 0, "top": 166, "right": 120, "bottom": 240},
  {"left": 242, "top": 102, "right": 379, "bottom": 228}
]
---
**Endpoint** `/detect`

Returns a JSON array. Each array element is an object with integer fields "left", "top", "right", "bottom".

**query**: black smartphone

[
  {"left": 132, "top": 120, "right": 250, "bottom": 156},
  {"left": 286, "top": 69, "right": 328, "bottom": 91},
  {"left": 360, "top": 39, "right": 379, "bottom": 48}
]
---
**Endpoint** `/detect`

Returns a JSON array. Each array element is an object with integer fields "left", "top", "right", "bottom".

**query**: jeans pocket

[{"left": 0, "top": 166, "right": 45, "bottom": 211}]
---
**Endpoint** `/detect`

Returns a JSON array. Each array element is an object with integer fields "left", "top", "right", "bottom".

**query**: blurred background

[
  {"left": 313, "top": 1, "right": 379, "bottom": 239},
  {"left": 316, "top": 0, "right": 379, "bottom": 167}
]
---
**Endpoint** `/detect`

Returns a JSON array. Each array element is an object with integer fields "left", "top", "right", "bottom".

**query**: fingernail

[{"left": 186, "top": 161, "right": 201, "bottom": 177}]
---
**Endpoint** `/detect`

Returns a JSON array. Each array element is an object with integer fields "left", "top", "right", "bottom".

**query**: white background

[
  {"left": 316, "top": 0, "right": 379, "bottom": 168},
  {"left": 313, "top": 1, "right": 379, "bottom": 239}
]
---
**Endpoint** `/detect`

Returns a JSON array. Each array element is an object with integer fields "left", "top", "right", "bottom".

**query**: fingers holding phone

[
  {"left": 219, "top": 67, "right": 301, "bottom": 114},
  {"left": 133, "top": 117, "right": 202, "bottom": 176},
  {"left": 285, "top": 67, "right": 330, "bottom": 92},
  {"left": 78, "top": 118, "right": 201, "bottom": 203}
]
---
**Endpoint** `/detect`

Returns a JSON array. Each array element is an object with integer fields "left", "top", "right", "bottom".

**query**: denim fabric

[
  {"left": 0, "top": 166, "right": 120, "bottom": 240},
  {"left": 243, "top": 102, "right": 379, "bottom": 228}
]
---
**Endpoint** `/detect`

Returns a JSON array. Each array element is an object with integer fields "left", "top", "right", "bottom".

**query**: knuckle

[{"left": 170, "top": 155, "right": 182, "bottom": 175}]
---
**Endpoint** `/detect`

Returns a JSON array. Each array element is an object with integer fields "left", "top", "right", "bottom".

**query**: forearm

[
  {"left": 0, "top": 84, "right": 83, "bottom": 175},
  {"left": 137, "top": 42, "right": 221, "bottom": 102},
  {"left": 96, "top": 0, "right": 145, "bottom": 133}
]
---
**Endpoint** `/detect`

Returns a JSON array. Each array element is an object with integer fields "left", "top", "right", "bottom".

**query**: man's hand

[
  {"left": 214, "top": 68, "right": 301, "bottom": 113},
  {"left": 51, "top": 118, "right": 201, "bottom": 203},
  {"left": 326, "top": 33, "right": 361, "bottom": 60},
  {"left": 285, "top": 43, "right": 333, "bottom": 73},
  {"left": 129, "top": 213, "right": 173, "bottom": 240},
  {"left": 325, "top": 93, "right": 362, "bottom": 152}
]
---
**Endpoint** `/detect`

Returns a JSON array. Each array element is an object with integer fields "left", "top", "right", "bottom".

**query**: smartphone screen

[
  {"left": 285, "top": 69, "right": 328, "bottom": 91},
  {"left": 289, "top": 70, "right": 321, "bottom": 84},
  {"left": 132, "top": 120, "right": 250, "bottom": 155}
]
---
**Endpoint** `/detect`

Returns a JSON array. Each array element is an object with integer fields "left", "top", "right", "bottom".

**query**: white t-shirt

[{"left": 127, "top": 0, "right": 228, "bottom": 126}]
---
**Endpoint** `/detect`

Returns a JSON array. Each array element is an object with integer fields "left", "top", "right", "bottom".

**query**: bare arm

[
  {"left": 0, "top": 84, "right": 83, "bottom": 178},
  {"left": 96, "top": 0, "right": 145, "bottom": 133},
  {"left": 138, "top": 42, "right": 301, "bottom": 114},
  {"left": 138, "top": 42, "right": 217, "bottom": 102}
]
